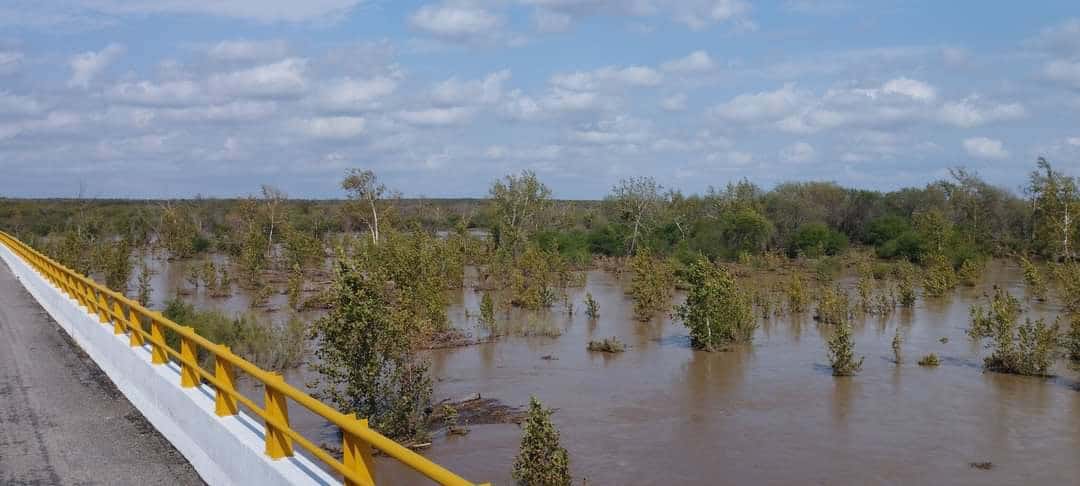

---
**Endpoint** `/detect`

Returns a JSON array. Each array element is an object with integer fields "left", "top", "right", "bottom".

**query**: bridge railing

[{"left": 0, "top": 231, "right": 484, "bottom": 486}]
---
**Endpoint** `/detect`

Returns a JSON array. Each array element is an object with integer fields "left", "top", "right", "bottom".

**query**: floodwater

[{"left": 141, "top": 256, "right": 1080, "bottom": 485}]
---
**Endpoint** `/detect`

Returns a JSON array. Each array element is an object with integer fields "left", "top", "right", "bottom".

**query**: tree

[
  {"left": 968, "top": 286, "right": 1059, "bottom": 376},
  {"left": 628, "top": 248, "right": 675, "bottom": 321},
  {"left": 606, "top": 177, "right": 664, "bottom": 255},
  {"left": 309, "top": 258, "right": 433, "bottom": 442},
  {"left": 260, "top": 185, "right": 287, "bottom": 258},
  {"left": 1027, "top": 157, "right": 1079, "bottom": 260},
  {"left": 342, "top": 169, "right": 387, "bottom": 245},
  {"left": 676, "top": 258, "right": 756, "bottom": 350},
  {"left": 489, "top": 170, "right": 551, "bottom": 253},
  {"left": 512, "top": 397, "right": 571, "bottom": 486}
]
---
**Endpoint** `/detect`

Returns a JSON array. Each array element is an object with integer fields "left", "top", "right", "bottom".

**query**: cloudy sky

[{"left": 1, "top": 1, "right": 1079, "bottom": 199}]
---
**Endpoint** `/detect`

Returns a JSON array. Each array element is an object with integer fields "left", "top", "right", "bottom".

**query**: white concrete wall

[{"left": 0, "top": 244, "right": 338, "bottom": 486}]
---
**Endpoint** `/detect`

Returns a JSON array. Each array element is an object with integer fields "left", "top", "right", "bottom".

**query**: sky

[{"left": 1, "top": 1, "right": 1080, "bottom": 199}]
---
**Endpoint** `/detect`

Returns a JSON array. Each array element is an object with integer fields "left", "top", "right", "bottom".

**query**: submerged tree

[
  {"left": 489, "top": 170, "right": 551, "bottom": 253},
  {"left": 826, "top": 319, "right": 863, "bottom": 377},
  {"left": 676, "top": 258, "right": 756, "bottom": 350},
  {"left": 342, "top": 169, "right": 388, "bottom": 245},
  {"left": 309, "top": 258, "right": 433, "bottom": 442},
  {"left": 1027, "top": 157, "right": 1080, "bottom": 260},
  {"left": 968, "top": 286, "right": 1059, "bottom": 376},
  {"left": 512, "top": 397, "right": 571, "bottom": 486},
  {"left": 628, "top": 248, "right": 675, "bottom": 321}
]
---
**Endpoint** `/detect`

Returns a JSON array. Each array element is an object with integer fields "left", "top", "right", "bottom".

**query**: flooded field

[{"left": 141, "top": 256, "right": 1080, "bottom": 485}]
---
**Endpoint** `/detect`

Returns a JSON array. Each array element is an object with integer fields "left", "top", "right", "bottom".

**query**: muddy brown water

[{"left": 138, "top": 256, "right": 1080, "bottom": 485}]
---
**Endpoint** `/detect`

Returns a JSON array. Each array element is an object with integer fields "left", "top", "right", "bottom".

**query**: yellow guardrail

[{"left": 0, "top": 231, "right": 485, "bottom": 486}]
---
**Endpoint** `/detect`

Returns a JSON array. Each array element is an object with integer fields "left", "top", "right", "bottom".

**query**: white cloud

[
  {"left": 963, "top": 137, "right": 1008, "bottom": 159},
  {"left": 0, "top": 50, "right": 22, "bottom": 75},
  {"left": 161, "top": 101, "right": 278, "bottom": 123},
  {"left": 661, "top": 50, "right": 716, "bottom": 73},
  {"left": 533, "top": 9, "right": 572, "bottom": 32},
  {"left": 409, "top": 3, "right": 503, "bottom": 41},
  {"left": 570, "top": 115, "right": 650, "bottom": 145},
  {"left": 712, "top": 83, "right": 804, "bottom": 122},
  {"left": 207, "top": 40, "right": 288, "bottom": 62},
  {"left": 882, "top": 77, "right": 936, "bottom": 102},
  {"left": 311, "top": 76, "right": 398, "bottom": 112},
  {"left": 74, "top": 0, "right": 364, "bottom": 23},
  {"left": 937, "top": 96, "right": 1026, "bottom": 128},
  {"left": 661, "top": 93, "right": 687, "bottom": 111},
  {"left": 396, "top": 106, "right": 474, "bottom": 126},
  {"left": 208, "top": 58, "right": 308, "bottom": 98},
  {"left": 1044, "top": 59, "right": 1080, "bottom": 88},
  {"left": 1068, "top": 137, "right": 1080, "bottom": 147},
  {"left": 432, "top": 70, "right": 511, "bottom": 105},
  {"left": 294, "top": 116, "right": 366, "bottom": 139},
  {"left": 1028, "top": 18, "right": 1080, "bottom": 56},
  {"left": 551, "top": 65, "right": 662, "bottom": 91},
  {"left": 673, "top": 0, "right": 752, "bottom": 31},
  {"left": 106, "top": 80, "right": 204, "bottom": 106},
  {"left": 68, "top": 43, "right": 125, "bottom": 88},
  {"left": 0, "top": 92, "right": 45, "bottom": 116},
  {"left": 780, "top": 141, "right": 817, "bottom": 163}
]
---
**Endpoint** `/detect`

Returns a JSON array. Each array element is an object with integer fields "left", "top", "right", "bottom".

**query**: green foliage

[
  {"left": 513, "top": 397, "right": 571, "bottom": 486},
  {"left": 162, "top": 298, "right": 305, "bottom": 370},
  {"left": 136, "top": 262, "right": 152, "bottom": 306},
  {"left": 504, "top": 245, "right": 563, "bottom": 310},
  {"left": 957, "top": 258, "right": 984, "bottom": 287},
  {"left": 895, "top": 262, "right": 917, "bottom": 307},
  {"left": 628, "top": 248, "right": 675, "bottom": 321},
  {"left": 587, "top": 337, "right": 626, "bottom": 353},
  {"left": 918, "top": 353, "right": 940, "bottom": 367},
  {"left": 159, "top": 204, "right": 201, "bottom": 259},
  {"left": 875, "top": 230, "right": 926, "bottom": 261},
  {"left": 969, "top": 287, "right": 1059, "bottom": 376},
  {"left": 1065, "top": 316, "right": 1080, "bottom": 362},
  {"left": 479, "top": 292, "right": 496, "bottom": 329},
  {"left": 1052, "top": 261, "right": 1080, "bottom": 312},
  {"left": 865, "top": 214, "right": 911, "bottom": 245},
  {"left": 717, "top": 208, "right": 774, "bottom": 257},
  {"left": 826, "top": 320, "right": 863, "bottom": 376},
  {"left": 789, "top": 223, "right": 848, "bottom": 258},
  {"left": 786, "top": 273, "right": 809, "bottom": 313},
  {"left": 814, "top": 285, "right": 851, "bottom": 325},
  {"left": 675, "top": 258, "right": 756, "bottom": 350},
  {"left": 921, "top": 253, "right": 957, "bottom": 297},
  {"left": 94, "top": 237, "right": 133, "bottom": 291},
  {"left": 309, "top": 258, "right": 433, "bottom": 442},
  {"left": 489, "top": 170, "right": 552, "bottom": 253},
  {"left": 1019, "top": 256, "right": 1048, "bottom": 301},
  {"left": 584, "top": 292, "right": 599, "bottom": 320}
]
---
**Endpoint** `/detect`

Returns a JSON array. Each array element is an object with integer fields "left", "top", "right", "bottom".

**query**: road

[{"left": 0, "top": 259, "right": 204, "bottom": 485}]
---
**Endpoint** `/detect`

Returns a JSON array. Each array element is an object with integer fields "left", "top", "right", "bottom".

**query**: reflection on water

[{"left": 144, "top": 256, "right": 1080, "bottom": 485}]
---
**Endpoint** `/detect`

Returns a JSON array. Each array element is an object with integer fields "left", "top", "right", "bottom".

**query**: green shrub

[
  {"left": 587, "top": 337, "right": 626, "bottom": 353},
  {"left": 675, "top": 258, "right": 756, "bottom": 351},
  {"left": 922, "top": 253, "right": 957, "bottom": 297},
  {"left": 629, "top": 248, "right": 675, "bottom": 321},
  {"left": 584, "top": 292, "right": 599, "bottom": 319},
  {"left": 162, "top": 298, "right": 305, "bottom": 370},
  {"left": 969, "top": 287, "right": 1059, "bottom": 376},
  {"left": 790, "top": 223, "right": 848, "bottom": 258},
  {"left": 814, "top": 285, "right": 851, "bottom": 325},
  {"left": 1019, "top": 256, "right": 1047, "bottom": 301},
  {"left": 826, "top": 321, "right": 863, "bottom": 376},
  {"left": 918, "top": 353, "right": 940, "bottom": 366},
  {"left": 513, "top": 397, "right": 571, "bottom": 486}
]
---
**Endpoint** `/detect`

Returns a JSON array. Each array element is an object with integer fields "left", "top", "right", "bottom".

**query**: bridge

[{"left": 0, "top": 232, "right": 486, "bottom": 486}]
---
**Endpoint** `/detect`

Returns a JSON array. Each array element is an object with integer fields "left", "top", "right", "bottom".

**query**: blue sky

[{"left": 1, "top": 1, "right": 1079, "bottom": 199}]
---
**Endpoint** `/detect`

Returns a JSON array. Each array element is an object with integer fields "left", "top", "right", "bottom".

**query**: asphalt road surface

[{"left": 0, "top": 259, "right": 203, "bottom": 485}]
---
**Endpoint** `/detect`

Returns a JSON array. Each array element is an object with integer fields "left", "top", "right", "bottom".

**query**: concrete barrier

[{"left": 0, "top": 244, "right": 338, "bottom": 486}]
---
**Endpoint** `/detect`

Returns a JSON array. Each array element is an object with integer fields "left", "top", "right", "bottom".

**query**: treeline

[{"left": 5, "top": 158, "right": 1074, "bottom": 271}]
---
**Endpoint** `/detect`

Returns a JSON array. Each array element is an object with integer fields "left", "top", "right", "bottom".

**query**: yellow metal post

[
  {"left": 180, "top": 328, "right": 199, "bottom": 388},
  {"left": 112, "top": 300, "right": 126, "bottom": 335},
  {"left": 264, "top": 373, "right": 294, "bottom": 459},
  {"left": 214, "top": 346, "right": 238, "bottom": 416},
  {"left": 95, "top": 289, "right": 110, "bottom": 324},
  {"left": 342, "top": 415, "right": 376, "bottom": 486},
  {"left": 128, "top": 306, "right": 145, "bottom": 347},
  {"left": 150, "top": 318, "right": 168, "bottom": 364}
]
